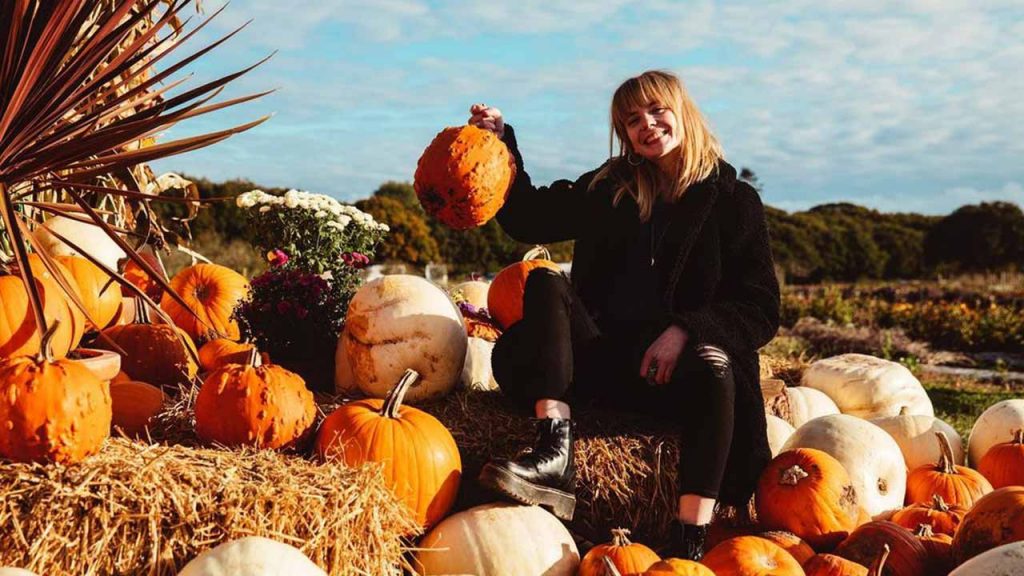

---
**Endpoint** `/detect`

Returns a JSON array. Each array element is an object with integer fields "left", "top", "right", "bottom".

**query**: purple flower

[
  {"left": 294, "top": 305, "right": 308, "bottom": 319},
  {"left": 267, "top": 249, "right": 289, "bottom": 267},
  {"left": 341, "top": 251, "right": 370, "bottom": 269},
  {"left": 276, "top": 301, "right": 292, "bottom": 314}
]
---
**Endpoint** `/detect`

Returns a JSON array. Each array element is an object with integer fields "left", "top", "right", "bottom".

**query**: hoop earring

[{"left": 627, "top": 151, "right": 644, "bottom": 167}]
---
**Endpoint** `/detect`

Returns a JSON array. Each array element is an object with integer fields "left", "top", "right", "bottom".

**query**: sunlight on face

[{"left": 624, "top": 102, "right": 681, "bottom": 162}]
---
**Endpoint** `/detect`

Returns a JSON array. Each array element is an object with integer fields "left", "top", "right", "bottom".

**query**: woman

[{"left": 469, "top": 70, "right": 780, "bottom": 560}]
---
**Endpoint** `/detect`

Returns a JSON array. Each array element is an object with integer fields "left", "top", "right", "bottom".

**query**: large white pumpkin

[
  {"left": 785, "top": 386, "right": 841, "bottom": 428},
  {"left": 177, "top": 537, "right": 325, "bottom": 576},
  {"left": 343, "top": 275, "right": 467, "bottom": 403},
  {"left": 782, "top": 413, "right": 907, "bottom": 518},
  {"left": 33, "top": 215, "right": 126, "bottom": 271},
  {"left": 461, "top": 336, "right": 498, "bottom": 391},
  {"left": 766, "top": 415, "right": 796, "bottom": 457},
  {"left": 333, "top": 326, "right": 359, "bottom": 396},
  {"left": 949, "top": 540, "right": 1024, "bottom": 576},
  {"left": 870, "top": 408, "right": 964, "bottom": 470},
  {"left": 453, "top": 280, "right": 490, "bottom": 309},
  {"left": 0, "top": 569, "right": 39, "bottom": 576},
  {"left": 414, "top": 503, "right": 579, "bottom": 575},
  {"left": 968, "top": 399, "right": 1024, "bottom": 466},
  {"left": 801, "top": 353, "right": 933, "bottom": 419}
]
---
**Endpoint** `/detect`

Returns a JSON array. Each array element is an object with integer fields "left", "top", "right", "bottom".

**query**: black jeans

[{"left": 491, "top": 269, "right": 736, "bottom": 500}]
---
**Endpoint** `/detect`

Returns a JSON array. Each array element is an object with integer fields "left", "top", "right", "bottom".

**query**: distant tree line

[{"left": 167, "top": 175, "right": 1024, "bottom": 283}]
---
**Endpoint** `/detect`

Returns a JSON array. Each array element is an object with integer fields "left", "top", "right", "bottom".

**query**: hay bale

[{"left": 0, "top": 390, "right": 418, "bottom": 575}]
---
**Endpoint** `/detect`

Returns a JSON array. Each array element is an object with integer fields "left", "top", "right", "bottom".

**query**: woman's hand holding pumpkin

[
  {"left": 640, "top": 325, "right": 688, "bottom": 386},
  {"left": 468, "top": 103, "right": 505, "bottom": 139}
]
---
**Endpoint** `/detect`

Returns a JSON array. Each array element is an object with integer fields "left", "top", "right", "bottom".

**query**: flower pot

[{"left": 70, "top": 348, "right": 121, "bottom": 382}]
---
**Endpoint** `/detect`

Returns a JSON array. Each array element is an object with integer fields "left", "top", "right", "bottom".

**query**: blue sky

[{"left": 151, "top": 1, "right": 1024, "bottom": 215}]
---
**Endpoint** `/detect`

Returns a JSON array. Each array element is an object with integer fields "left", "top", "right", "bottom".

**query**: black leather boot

[
  {"left": 668, "top": 520, "right": 709, "bottom": 561},
  {"left": 479, "top": 417, "right": 576, "bottom": 520}
]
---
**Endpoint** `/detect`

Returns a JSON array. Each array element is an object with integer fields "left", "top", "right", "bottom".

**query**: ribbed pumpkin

[
  {"left": 413, "top": 124, "right": 516, "bottom": 230},
  {"left": 756, "top": 448, "right": 861, "bottom": 548},
  {"left": 869, "top": 407, "right": 964, "bottom": 470},
  {"left": 96, "top": 299, "right": 198, "bottom": 388},
  {"left": 579, "top": 528, "right": 660, "bottom": 576},
  {"left": 890, "top": 494, "right": 966, "bottom": 537},
  {"left": 967, "top": 399, "right": 1024, "bottom": 466},
  {"left": 701, "top": 536, "right": 803, "bottom": 576},
  {"left": 912, "top": 524, "right": 953, "bottom": 575},
  {"left": 0, "top": 324, "right": 111, "bottom": 463},
  {"left": 121, "top": 251, "right": 165, "bottom": 300},
  {"left": 759, "top": 531, "right": 816, "bottom": 565},
  {"left": 951, "top": 486, "right": 1024, "bottom": 564},
  {"left": 487, "top": 246, "right": 563, "bottom": 329},
  {"left": 977, "top": 428, "right": 1024, "bottom": 489},
  {"left": 177, "top": 536, "right": 326, "bottom": 576},
  {"left": 160, "top": 263, "right": 249, "bottom": 341},
  {"left": 24, "top": 254, "right": 86, "bottom": 347},
  {"left": 195, "top": 350, "right": 315, "bottom": 450},
  {"left": 905, "top": 432, "right": 993, "bottom": 508},
  {"left": 0, "top": 255, "right": 84, "bottom": 359},
  {"left": 198, "top": 338, "right": 266, "bottom": 372},
  {"left": 316, "top": 369, "right": 461, "bottom": 530},
  {"left": 645, "top": 559, "right": 714, "bottom": 575},
  {"left": 785, "top": 386, "right": 841, "bottom": 428},
  {"left": 110, "top": 379, "right": 165, "bottom": 437},
  {"left": 54, "top": 254, "right": 121, "bottom": 331},
  {"left": 804, "top": 554, "right": 868, "bottom": 576},
  {"left": 834, "top": 522, "right": 929, "bottom": 576}
]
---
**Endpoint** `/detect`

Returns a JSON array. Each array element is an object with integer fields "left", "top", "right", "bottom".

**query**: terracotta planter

[{"left": 70, "top": 348, "right": 121, "bottom": 382}]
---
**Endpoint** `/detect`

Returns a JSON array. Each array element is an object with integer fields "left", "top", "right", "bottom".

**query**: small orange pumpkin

[
  {"left": 198, "top": 338, "right": 267, "bottom": 372},
  {"left": 121, "top": 251, "right": 165, "bottom": 300},
  {"left": 804, "top": 554, "right": 869, "bottom": 576},
  {"left": 195, "top": 349, "right": 315, "bottom": 450},
  {"left": 160, "top": 263, "right": 249, "bottom": 342},
  {"left": 977, "top": 428, "right": 1024, "bottom": 489},
  {"left": 645, "top": 558, "right": 715, "bottom": 575},
  {"left": 315, "top": 369, "right": 461, "bottom": 530},
  {"left": 487, "top": 246, "right": 563, "bottom": 329},
  {"left": 110, "top": 379, "right": 165, "bottom": 437},
  {"left": 55, "top": 254, "right": 121, "bottom": 330},
  {"left": 834, "top": 521, "right": 929, "bottom": 576},
  {"left": 413, "top": 124, "right": 516, "bottom": 230},
  {"left": 756, "top": 448, "right": 861, "bottom": 549},
  {"left": 912, "top": 524, "right": 953, "bottom": 575},
  {"left": 951, "top": 486, "right": 1024, "bottom": 564},
  {"left": 96, "top": 299, "right": 199, "bottom": 388},
  {"left": 0, "top": 324, "right": 111, "bottom": 463},
  {"left": 905, "top": 431, "right": 992, "bottom": 509},
  {"left": 701, "top": 536, "right": 803, "bottom": 576},
  {"left": 890, "top": 494, "right": 966, "bottom": 537},
  {"left": 579, "top": 528, "right": 660, "bottom": 576},
  {"left": 758, "top": 531, "right": 816, "bottom": 565}
]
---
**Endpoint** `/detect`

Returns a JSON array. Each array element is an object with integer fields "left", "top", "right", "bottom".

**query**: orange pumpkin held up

[
  {"left": 487, "top": 245, "right": 563, "bottom": 329},
  {"left": 160, "top": 263, "right": 249, "bottom": 342},
  {"left": 315, "top": 368, "right": 461, "bottom": 530},
  {"left": 977, "top": 428, "right": 1024, "bottom": 489},
  {"left": 579, "top": 528, "right": 660, "bottom": 576},
  {"left": 414, "top": 124, "right": 516, "bottom": 230},
  {"left": 195, "top": 349, "right": 315, "bottom": 450},
  {"left": 0, "top": 323, "right": 111, "bottom": 463}
]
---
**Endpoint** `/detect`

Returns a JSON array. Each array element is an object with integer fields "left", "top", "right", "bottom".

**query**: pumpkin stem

[
  {"left": 867, "top": 543, "right": 891, "bottom": 576},
  {"left": 898, "top": 406, "right": 909, "bottom": 416},
  {"left": 601, "top": 556, "right": 623, "bottom": 576},
  {"left": 133, "top": 295, "right": 151, "bottom": 325},
  {"left": 934, "top": 431, "right": 957, "bottom": 474},
  {"left": 931, "top": 493, "right": 950, "bottom": 512},
  {"left": 610, "top": 528, "right": 632, "bottom": 547},
  {"left": 913, "top": 524, "right": 936, "bottom": 538},
  {"left": 246, "top": 346, "right": 262, "bottom": 368},
  {"left": 780, "top": 465, "right": 810, "bottom": 486},
  {"left": 35, "top": 320, "right": 60, "bottom": 363},
  {"left": 1014, "top": 429, "right": 1024, "bottom": 445},
  {"left": 523, "top": 245, "right": 552, "bottom": 262},
  {"left": 380, "top": 369, "right": 419, "bottom": 419}
]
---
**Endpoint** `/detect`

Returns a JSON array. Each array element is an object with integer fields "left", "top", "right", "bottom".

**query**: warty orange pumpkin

[
  {"left": 315, "top": 369, "right": 461, "bottom": 530},
  {"left": 487, "top": 245, "right": 562, "bottom": 329},
  {"left": 905, "top": 431, "right": 993, "bottom": 508},
  {"left": 160, "top": 263, "right": 249, "bottom": 342},
  {"left": 578, "top": 528, "right": 660, "bottom": 576},
  {"left": 977, "top": 428, "right": 1024, "bottom": 489}
]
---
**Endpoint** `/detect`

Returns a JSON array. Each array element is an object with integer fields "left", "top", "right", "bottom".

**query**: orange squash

[
  {"left": 0, "top": 325, "right": 111, "bottom": 463},
  {"left": 977, "top": 428, "right": 1024, "bottom": 489},
  {"left": 110, "top": 379, "right": 165, "bottom": 437},
  {"left": 834, "top": 521, "right": 929, "bottom": 576},
  {"left": 890, "top": 494, "right": 965, "bottom": 537},
  {"left": 804, "top": 554, "right": 869, "bottom": 576},
  {"left": 315, "top": 369, "right": 461, "bottom": 530},
  {"left": 951, "top": 486, "right": 1024, "bottom": 564},
  {"left": 912, "top": 524, "right": 953, "bottom": 575},
  {"left": 756, "top": 448, "right": 861, "bottom": 549},
  {"left": 579, "top": 528, "right": 660, "bottom": 576},
  {"left": 758, "top": 531, "right": 816, "bottom": 565},
  {"left": 55, "top": 254, "right": 121, "bottom": 330},
  {"left": 645, "top": 558, "right": 715, "bottom": 575},
  {"left": 121, "top": 251, "right": 165, "bottom": 301},
  {"left": 701, "top": 536, "right": 803, "bottom": 576},
  {"left": 413, "top": 124, "right": 516, "bottom": 230},
  {"left": 96, "top": 299, "right": 198, "bottom": 388},
  {"left": 160, "top": 263, "right": 249, "bottom": 342},
  {"left": 195, "top": 350, "right": 315, "bottom": 450},
  {"left": 487, "top": 246, "right": 563, "bottom": 329},
  {"left": 0, "top": 255, "right": 84, "bottom": 359},
  {"left": 905, "top": 431, "right": 992, "bottom": 509},
  {"left": 198, "top": 338, "right": 267, "bottom": 372}
]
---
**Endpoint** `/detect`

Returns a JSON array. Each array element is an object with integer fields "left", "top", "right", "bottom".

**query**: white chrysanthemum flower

[
  {"left": 315, "top": 211, "right": 327, "bottom": 218},
  {"left": 259, "top": 205, "right": 272, "bottom": 213}
]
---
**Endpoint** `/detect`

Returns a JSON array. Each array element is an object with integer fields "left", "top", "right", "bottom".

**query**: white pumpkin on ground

[
  {"left": 33, "top": 215, "right": 126, "bottom": 271},
  {"left": 0, "top": 569, "right": 39, "bottom": 576},
  {"left": 949, "top": 540, "right": 1024, "bottom": 576},
  {"left": 333, "top": 326, "right": 358, "bottom": 396},
  {"left": 801, "top": 353, "right": 933, "bottom": 419},
  {"left": 785, "top": 386, "right": 841, "bottom": 427},
  {"left": 177, "top": 537, "right": 325, "bottom": 576},
  {"left": 968, "top": 399, "right": 1024, "bottom": 466},
  {"left": 453, "top": 280, "right": 490, "bottom": 309},
  {"left": 414, "top": 503, "right": 579, "bottom": 575},
  {"left": 870, "top": 407, "right": 964, "bottom": 470},
  {"left": 342, "top": 275, "right": 467, "bottom": 403},
  {"left": 766, "top": 415, "right": 796, "bottom": 457},
  {"left": 461, "top": 337, "right": 498, "bottom": 391},
  {"left": 782, "top": 413, "right": 907, "bottom": 518}
]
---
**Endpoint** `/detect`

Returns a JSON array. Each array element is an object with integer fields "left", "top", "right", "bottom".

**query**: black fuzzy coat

[{"left": 495, "top": 125, "right": 781, "bottom": 506}]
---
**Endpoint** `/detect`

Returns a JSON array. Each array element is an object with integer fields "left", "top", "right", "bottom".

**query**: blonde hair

[{"left": 591, "top": 70, "right": 723, "bottom": 221}]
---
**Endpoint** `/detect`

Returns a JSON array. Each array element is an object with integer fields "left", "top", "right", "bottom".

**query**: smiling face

[{"left": 624, "top": 102, "right": 681, "bottom": 162}]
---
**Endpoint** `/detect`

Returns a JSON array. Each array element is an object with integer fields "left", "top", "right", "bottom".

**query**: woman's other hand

[
  {"left": 469, "top": 103, "right": 505, "bottom": 139},
  {"left": 640, "top": 325, "right": 688, "bottom": 386}
]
